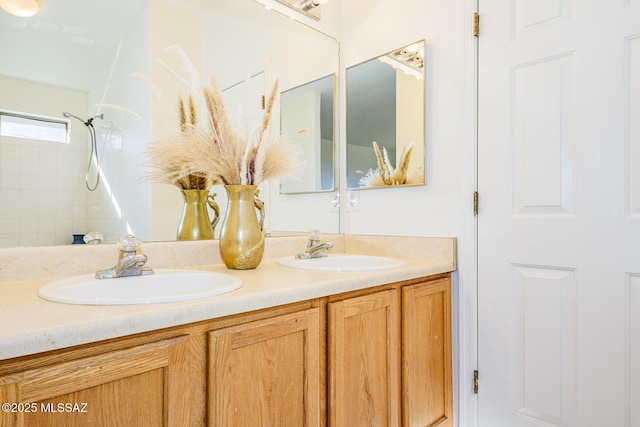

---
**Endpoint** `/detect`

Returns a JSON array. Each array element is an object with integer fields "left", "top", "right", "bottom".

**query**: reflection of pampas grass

[
  {"left": 145, "top": 76, "right": 298, "bottom": 188},
  {"left": 359, "top": 141, "right": 422, "bottom": 187},
  {"left": 145, "top": 92, "right": 213, "bottom": 190},
  {"left": 94, "top": 103, "right": 146, "bottom": 123}
]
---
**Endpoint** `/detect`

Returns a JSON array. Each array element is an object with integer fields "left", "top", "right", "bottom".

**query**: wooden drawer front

[{"left": 0, "top": 336, "right": 190, "bottom": 427}]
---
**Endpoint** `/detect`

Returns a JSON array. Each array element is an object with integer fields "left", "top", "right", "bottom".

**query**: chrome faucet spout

[
  {"left": 95, "top": 235, "right": 154, "bottom": 279},
  {"left": 295, "top": 229, "right": 334, "bottom": 259}
]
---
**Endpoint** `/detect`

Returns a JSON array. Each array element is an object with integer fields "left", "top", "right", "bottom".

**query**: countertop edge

[{"left": 0, "top": 260, "right": 454, "bottom": 361}]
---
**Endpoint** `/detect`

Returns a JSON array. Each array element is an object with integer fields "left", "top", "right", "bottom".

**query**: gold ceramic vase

[
  {"left": 177, "top": 189, "right": 220, "bottom": 241},
  {"left": 219, "top": 185, "right": 265, "bottom": 270}
]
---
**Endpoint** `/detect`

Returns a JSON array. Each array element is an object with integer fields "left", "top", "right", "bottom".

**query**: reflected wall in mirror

[
  {"left": 0, "top": 0, "right": 339, "bottom": 248},
  {"left": 279, "top": 74, "right": 335, "bottom": 194},
  {"left": 346, "top": 40, "right": 425, "bottom": 190}
]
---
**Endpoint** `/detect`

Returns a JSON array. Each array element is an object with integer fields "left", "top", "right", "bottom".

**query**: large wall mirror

[
  {"left": 346, "top": 40, "right": 425, "bottom": 190},
  {"left": 0, "top": 0, "right": 339, "bottom": 248}
]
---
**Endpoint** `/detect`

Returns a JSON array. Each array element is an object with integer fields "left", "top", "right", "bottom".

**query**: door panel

[{"left": 478, "top": 1, "right": 640, "bottom": 426}]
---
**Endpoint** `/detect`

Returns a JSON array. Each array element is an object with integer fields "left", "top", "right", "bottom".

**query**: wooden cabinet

[
  {"left": 328, "top": 289, "right": 400, "bottom": 427},
  {"left": 402, "top": 277, "right": 453, "bottom": 427},
  {"left": 328, "top": 276, "right": 453, "bottom": 427},
  {"left": 208, "top": 308, "right": 321, "bottom": 427},
  {"left": 0, "top": 274, "right": 452, "bottom": 427},
  {"left": 0, "top": 336, "right": 190, "bottom": 427}
]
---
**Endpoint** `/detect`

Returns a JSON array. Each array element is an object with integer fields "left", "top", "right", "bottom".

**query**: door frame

[{"left": 456, "top": 0, "right": 480, "bottom": 425}]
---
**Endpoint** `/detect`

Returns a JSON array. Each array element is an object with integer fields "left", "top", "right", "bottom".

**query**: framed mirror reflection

[
  {"left": 346, "top": 40, "right": 426, "bottom": 190},
  {"left": 0, "top": 0, "right": 339, "bottom": 248},
  {"left": 279, "top": 74, "right": 336, "bottom": 194}
]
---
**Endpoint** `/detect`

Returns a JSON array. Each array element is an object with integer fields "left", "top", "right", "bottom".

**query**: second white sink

[
  {"left": 277, "top": 254, "right": 404, "bottom": 272},
  {"left": 38, "top": 269, "right": 242, "bottom": 305}
]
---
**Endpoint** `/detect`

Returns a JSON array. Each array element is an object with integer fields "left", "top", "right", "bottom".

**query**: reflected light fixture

[
  {"left": 298, "top": 0, "right": 327, "bottom": 11},
  {"left": 0, "top": 0, "right": 40, "bottom": 17},
  {"left": 275, "top": 0, "right": 327, "bottom": 20},
  {"left": 378, "top": 42, "right": 425, "bottom": 79}
]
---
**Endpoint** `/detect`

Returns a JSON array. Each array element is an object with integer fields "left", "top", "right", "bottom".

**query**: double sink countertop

[{"left": 0, "top": 234, "right": 456, "bottom": 360}]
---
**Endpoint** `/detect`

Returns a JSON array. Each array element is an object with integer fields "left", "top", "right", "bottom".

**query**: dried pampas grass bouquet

[{"left": 145, "top": 76, "right": 299, "bottom": 189}]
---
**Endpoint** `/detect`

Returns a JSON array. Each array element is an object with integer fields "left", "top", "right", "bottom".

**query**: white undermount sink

[
  {"left": 38, "top": 269, "right": 242, "bottom": 305},
  {"left": 276, "top": 254, "right": 404, "bottom": 272}
]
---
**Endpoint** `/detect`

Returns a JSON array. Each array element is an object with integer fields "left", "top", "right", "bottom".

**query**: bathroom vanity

[{"left": 0, "top": 235, "right": 455, "bottom": 426}]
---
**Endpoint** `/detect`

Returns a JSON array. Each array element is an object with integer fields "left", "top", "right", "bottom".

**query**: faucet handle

[
  {"left": 308, "top": 229, "right": 322, "bottom": 242},
  {"left": 117, "top": 235, "right": 141, "bottom": 253}
]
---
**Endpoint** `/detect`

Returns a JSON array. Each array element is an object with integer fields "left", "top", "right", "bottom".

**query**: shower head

[{"left": 62, "top": 111, "right": 84, "bottom": 122}]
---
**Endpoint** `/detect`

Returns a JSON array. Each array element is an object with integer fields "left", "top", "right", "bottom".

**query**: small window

[{"left": 0, "top": 111, "right": 69, "bottom": 143}]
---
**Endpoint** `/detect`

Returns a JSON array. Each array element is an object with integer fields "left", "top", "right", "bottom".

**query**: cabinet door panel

[
  {"left": 329, "top": 289, "right": 400, "bottom": 427},
  {"left": 402, "top": 278, "right": 452, "bottom": 427},
  {"left": 208, "top": 308, "right": 320, "bottom": 427},
  {"left": 0, "top": 336, "right": 190, "bottom": 427}
]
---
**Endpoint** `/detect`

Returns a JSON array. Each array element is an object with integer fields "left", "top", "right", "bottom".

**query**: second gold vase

[{"left": 177, "top": 189, "right": 220, "bottom": 241}]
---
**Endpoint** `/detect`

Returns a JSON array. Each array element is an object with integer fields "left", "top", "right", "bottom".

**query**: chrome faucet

[
  {"left": 95, "top": 235, "right": 154, "bottom": 279},
  {"left": 296, "top": 229, "right": 334, "bottom": 259}
]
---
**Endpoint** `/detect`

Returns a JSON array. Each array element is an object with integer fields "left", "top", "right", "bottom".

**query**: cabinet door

[
  {"left": 402, "top": 277, "right": 453, "bottom": 427},
  {"left": 208, "top": 308, "right": 320, "bottom": 427},
  {"left": 0, "top": 336, "right": 190, "bottom": 427},
  {"left": 328, "top": 289, "right": 400, "bottom": 427}
]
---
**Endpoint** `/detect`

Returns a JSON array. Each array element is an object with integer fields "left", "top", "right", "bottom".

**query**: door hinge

[
  {"left": 473, "top": 13, "right": 479, "bottom": 37},
  {"left": 473, "top": 370, "right": 479, "bottom": 394},
  {"left": 473, "top": 191, "right": 479, "bottom": 216},
  {"left": 261, "top": 95, "right": 266, "bottom": 109}
]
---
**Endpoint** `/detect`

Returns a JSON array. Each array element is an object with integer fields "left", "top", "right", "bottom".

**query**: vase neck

[
  {"left": 224, "top": 185, "right": 257, "bottom": 201},
  {"left": 182, "top": 189, "right": 211, "bottom": 203}
]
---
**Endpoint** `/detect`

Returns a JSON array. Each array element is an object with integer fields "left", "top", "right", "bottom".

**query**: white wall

[
  {"left": 203, "top": 0, "right": 341, "bottom": 235},
  {"left": 148, "top": 0, "right": 204, "bottom": 242},
  {"left": 341, "top": 0, "right": 466, "bottom": 238},
  {"left": 87, "top": 1, "right": 151, "bottom": 244},
  {"left": 340, "top": 1, "right": 477, "bottom": 425}
]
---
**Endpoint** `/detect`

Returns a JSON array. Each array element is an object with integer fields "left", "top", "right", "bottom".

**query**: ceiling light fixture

[{"left": 0, "top": 0, "right": 40, "bottom": 17}]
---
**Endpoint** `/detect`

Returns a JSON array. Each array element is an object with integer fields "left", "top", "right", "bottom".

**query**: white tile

[
  {"left": 0, "top": 143, "right": 20, "bottom": 160},
  {"left": 20, "top": 145, "right": 39, "bottom": 162},
  {"left": 18, "top": 189, "right": 38, "bottom": 205},
  {"left": 0, "top": 204, "right": 20, "bottom": 219},
  {"left": 0, "top": 174, "right": 20, "bottom": 189},
  {"left": 57, "top": 190, "right": 73, "bottom": 205},
  {"left": 38, "top": 216, "right": 56, "bottom": 232},
  {"left": 19, "top": 217, "right": 38, "bottom": 234},
  {"left": 37, "top": 233, "right": 56, "bottom": 246},
  {"left": 0, "top": 233, "right": 19, "bottom": 247},
  {"left": 39, "top": 146, "right": 57, "bottom": 163},
  {"left": 0, "top": 189, "right": 21, "bottom": 205},
  {"left": 19, "top": 159, "right": 38, "bottom": 175},
  {"left": 19, "top": 174, "right": 39, "bottom": 190},
  {"left": 18, "top": 203, "right": 37, "bottom": 219},
  {"left": 1, "top": 158, "right": 20, "bottom": 175}
]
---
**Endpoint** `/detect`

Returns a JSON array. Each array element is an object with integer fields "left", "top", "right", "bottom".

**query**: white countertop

[{"left": 0, "top": 235, "right": 456, "bottom": 360}]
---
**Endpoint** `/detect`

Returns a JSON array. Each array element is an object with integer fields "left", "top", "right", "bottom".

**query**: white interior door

[{"left": 478, "top": 1, "right": 640, "bottom": 426}]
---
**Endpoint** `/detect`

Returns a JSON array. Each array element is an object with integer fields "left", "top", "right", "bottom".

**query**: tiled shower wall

[{"left": 0, "top": 76, "right": 88, "bottom": 247}]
